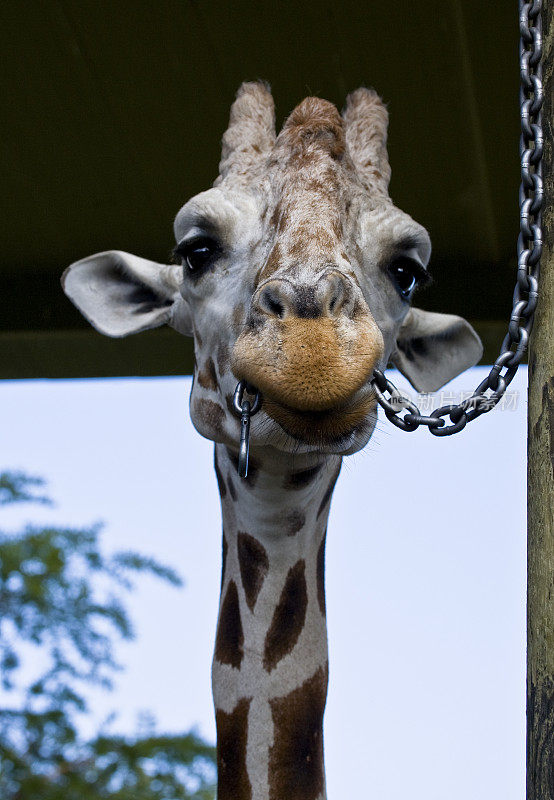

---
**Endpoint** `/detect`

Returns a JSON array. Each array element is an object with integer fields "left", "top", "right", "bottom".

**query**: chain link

[{"left": 373, "top": 0, "right": 543, "bottom": 436}]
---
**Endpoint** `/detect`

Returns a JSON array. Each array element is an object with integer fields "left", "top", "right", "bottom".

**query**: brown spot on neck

[
  {"left": 237, "top": 532, "right": 269, "bottom": 612},
  {"left": 195, "top": 398, "right": 225, "bottom": 437},
  {"left": 285, "top": 509, "right": 306, "bottom": 536},
  {"left": 269, "top": 665, "right": 328, "bottom": 800},
  {"left": 215, "top": 580, "right": 244, "bottom": 669},
  {"left": 197, "top": 356, "right": 218, "bottom": 391},
  {"left": 264, "top": 559, "right": 308, "bottom": 672},
  {"left": 216, "top": 697, "right": 252, "bottom": 800}
]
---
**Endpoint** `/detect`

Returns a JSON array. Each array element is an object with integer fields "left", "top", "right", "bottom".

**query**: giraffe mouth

[{"left": 260, "top": 383, "right": 378, "bottom": 447}]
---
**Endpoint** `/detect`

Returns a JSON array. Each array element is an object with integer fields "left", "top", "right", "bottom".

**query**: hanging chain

[{"left": 372, "top": 0, "right": 544, "bottom": 436}]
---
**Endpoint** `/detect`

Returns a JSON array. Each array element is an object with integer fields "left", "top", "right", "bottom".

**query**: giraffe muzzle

[{"left": 231, "top": 277, "right": 384, "bottom": 441}]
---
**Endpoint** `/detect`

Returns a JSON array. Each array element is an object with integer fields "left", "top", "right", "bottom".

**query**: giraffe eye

[
  {"left": 174, "top": 237, "right": 219, "bottom": 275},
  {"left": 387, "top": 258, "right": 427, "bottom": 300}
]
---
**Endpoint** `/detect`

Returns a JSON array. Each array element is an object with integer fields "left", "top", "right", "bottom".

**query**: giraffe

[{"left": 62, "top": 81, "right": 483, "bottom": 800}]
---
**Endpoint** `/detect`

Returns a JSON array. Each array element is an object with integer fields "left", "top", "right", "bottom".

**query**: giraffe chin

[{"left": 260, "top": 386, "right": 378, "bottom": 452}]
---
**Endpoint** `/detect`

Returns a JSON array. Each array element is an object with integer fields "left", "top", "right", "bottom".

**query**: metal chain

[{"left": 373, "top": 0, "right": 543, "bottom": 436}]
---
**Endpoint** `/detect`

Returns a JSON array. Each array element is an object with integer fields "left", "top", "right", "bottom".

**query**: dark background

[{"left": 1, "top": 1, "right": 519, "bottom": 376}]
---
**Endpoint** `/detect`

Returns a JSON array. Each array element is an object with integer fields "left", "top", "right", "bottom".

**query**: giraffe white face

[
  {"left": 62, "top": 82, "right": 482, "bottom": 458},
  {"left": 172, "top": 191, "right": 422, "bottom": 455}
]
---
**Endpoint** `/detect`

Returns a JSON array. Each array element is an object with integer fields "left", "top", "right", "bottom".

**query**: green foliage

[
  {"left": 0, "top": 472, "right": 51, "bottom": 506},
  {"left": 0, "top": 472, "right": 216, "bottom": 799}
]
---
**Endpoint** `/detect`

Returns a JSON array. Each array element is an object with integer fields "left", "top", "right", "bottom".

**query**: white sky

[{"left": 0, "top": 366, "right": 526, "bottom": 800}]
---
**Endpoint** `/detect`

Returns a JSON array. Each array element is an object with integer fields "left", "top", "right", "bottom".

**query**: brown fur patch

[
  {"left": 286, "top": 509, "right": 306, "bottom": 536},
  {"left": 316, "top": 533, "right": 326, "bottom": 616},
  {"left": 197, "top": 356, "right": 218, "bottom": 391},
  {"left": 286, "top": 224, "right": 339, "bottom": 259},
  {"left": 216, "top": 697, "right": 252, "bottom": 800},
  {"left": 195, "top": 399, "right": 225, "bottom": 437},
  {"left": 285, "top": 463, "right": 323, "bottom": 489},
  {"left": 214, "top": 449, "right": 227, "bottom": 498},
  {"left": 217, "top": 340, "right": 230, "bottom": 372},
  {"left": 268, "top": 665, "right": 328, "bottom": 800},
  {"left": 237, "top": 532, "right": 269, "bottom": 612},
  {"left": 280, "top": 96, "right": 345, "bottom": 160},
  {"left": 317, "top": 463, "right": 341, "bottom": 519},
  {"left": 264, "top": 560, "right": 308, "bottom": 672},
  {"left": 215, "top": 580, "right": 244, "bottom": 669}
]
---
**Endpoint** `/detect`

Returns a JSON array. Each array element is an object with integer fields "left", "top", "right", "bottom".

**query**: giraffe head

[{"left": 63, "top": 82, "right": 482, "bottom": 456}]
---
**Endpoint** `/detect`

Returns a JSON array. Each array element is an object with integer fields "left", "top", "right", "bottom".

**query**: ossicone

[
  {"left": 217, "top": 81, "right": 276, "bottom": 182},
  {"left": 342, "top": 87, "right": 391, "bottom": 197}
]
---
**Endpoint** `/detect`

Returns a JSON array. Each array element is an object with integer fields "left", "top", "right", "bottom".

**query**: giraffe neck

[{"left": 212, "top": 442, "right": 342, "bottom": 800}]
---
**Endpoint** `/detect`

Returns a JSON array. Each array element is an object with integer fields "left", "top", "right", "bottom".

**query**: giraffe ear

[
  {"left": 62, "top": 250, "right": 191, "bottom": 337},
  {"left": 390, "top": 307, "right": 483, "bottom": 393}
]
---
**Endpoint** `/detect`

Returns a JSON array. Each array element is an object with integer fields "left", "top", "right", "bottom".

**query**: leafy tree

[{"left": 0, "top": 472, "right": 216, "bottom": 799}]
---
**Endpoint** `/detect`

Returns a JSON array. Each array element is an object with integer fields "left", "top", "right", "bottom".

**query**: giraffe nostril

[
  {"left": 258, "top": 286, "right": 286, "bottom": 319},
  {"left": 254, "top": 273, "right": 355, "bottom": 322},
  {"left": 320, "top": 272, "right": 348, "bottom": 317}
]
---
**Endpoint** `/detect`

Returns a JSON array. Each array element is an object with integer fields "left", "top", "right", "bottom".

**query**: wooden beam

[
  {"left": 527, "top": 3, "right": 554, "bottom": 798},
  {"left": 0, "top": 329, "right": 195, "bottom": 379}
]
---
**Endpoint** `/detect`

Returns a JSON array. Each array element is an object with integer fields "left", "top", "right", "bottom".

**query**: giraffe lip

[{"left": 261, "top": 385, "right": 377, "bottom": 445}]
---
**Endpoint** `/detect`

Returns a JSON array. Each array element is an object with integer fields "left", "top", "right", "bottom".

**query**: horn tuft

[
  {"left": 342, "top": 87, "right": 391, "bottom": 196},
  {"left": 218, "top": 81, "right": 276, "bottom": 181}
]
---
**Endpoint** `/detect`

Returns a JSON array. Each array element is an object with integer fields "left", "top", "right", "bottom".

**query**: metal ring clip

[{"left": 232, "top": 381, "right": 262, "bottom": 478}]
